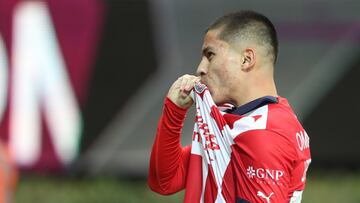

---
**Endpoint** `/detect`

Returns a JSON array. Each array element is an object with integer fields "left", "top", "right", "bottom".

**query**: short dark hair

[{"left": 208, "top": 10, "right": 278, "bottom": 64}]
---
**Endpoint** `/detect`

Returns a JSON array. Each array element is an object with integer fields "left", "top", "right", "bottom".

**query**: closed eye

[
  {"left": 202, "top": 48, "right": 215, "bottom": 61},
  {"left": 206, "top": 51, "right": 215, "bottom": 60}
]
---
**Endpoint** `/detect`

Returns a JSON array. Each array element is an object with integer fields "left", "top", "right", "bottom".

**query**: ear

[{"left": 241, "top": 48, "right": 255, "bottom": 72}]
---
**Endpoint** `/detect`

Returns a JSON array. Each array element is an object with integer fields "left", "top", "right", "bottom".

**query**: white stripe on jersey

[
  {"left": 229, "top": 105, "right": 268, "bottom": 139},
  {"left": 289, "top": 190, "right": 303, "bottom": 203}
]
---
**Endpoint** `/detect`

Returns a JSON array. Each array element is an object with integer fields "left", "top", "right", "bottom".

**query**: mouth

[
  {"left": 199, "top": 79, "right": 213, "bottom": 94},
  {"left": 199, "top": 78, "right": 207, "bottom": 86},
  {"left": 204, "top": 83, "right": 213, "bottom": 94}
]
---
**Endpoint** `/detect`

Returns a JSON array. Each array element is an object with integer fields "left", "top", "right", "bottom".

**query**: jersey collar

[{"left": 228, "top": 96, "right": 278, "bottom": 115}]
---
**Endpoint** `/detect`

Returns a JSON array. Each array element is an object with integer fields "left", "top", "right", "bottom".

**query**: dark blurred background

[{"left": 0, "top": 0, "right": 359, "bottom": 202}]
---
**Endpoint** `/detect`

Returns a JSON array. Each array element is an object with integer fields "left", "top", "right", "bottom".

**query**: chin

[
  {"left": 212, "top": 94, "right": 229, "bottom": 106},
  {"left": 208, "top": 88, "right": 224, "bottom": 104},
  {"left": 212, "top": 95, "right": 223, "bottom": 105}
]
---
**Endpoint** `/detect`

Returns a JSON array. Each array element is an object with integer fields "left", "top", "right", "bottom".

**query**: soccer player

[{"left": 148, "top": 10, "right": 311, "bottom": 203}]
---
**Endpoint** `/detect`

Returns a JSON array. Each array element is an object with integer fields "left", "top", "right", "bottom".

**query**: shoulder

[
  {"left": 267, "top": 97, "right": 302, "bottom": 132},
  {"left": 267, "top": 97, "right": 310, "bottom": 155}
]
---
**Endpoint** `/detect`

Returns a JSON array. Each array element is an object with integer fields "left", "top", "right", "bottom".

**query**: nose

[{"left": 196, "top": 58, "right": 207, "bottom": 76}]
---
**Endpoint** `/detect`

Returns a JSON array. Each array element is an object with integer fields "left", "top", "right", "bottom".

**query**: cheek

[
  {"left": 213, "top": 63, "right": 231, "bottom": 84},
  {"left": 205, "top": 69, "right": 227, "bottom": 96},
  {"left": 209, "top": 59, "right": 227, "bottom": 78}
]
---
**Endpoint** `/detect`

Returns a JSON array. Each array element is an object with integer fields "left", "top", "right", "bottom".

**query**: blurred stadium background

[{"left": 0, "top": 0, "right": 360, "bottom": 202}]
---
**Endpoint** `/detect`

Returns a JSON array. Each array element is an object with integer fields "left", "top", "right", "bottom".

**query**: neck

[{"left": 231, "top": 65, "right": 277, "bottom": 107}]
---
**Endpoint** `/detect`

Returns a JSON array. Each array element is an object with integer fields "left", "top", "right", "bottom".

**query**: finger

[
  {"left": 180, "top": 74, "right": 191, "bottom": 91},
  {"left": 187, "top": 76, "right": 200, "bottom": 91},
  {"left": 180, "top": 90, "right": 189, "bottom": 98},
  {"left": 195, "top": 76, "right": 200, "bottom": 83},
  {"left": 180, "top": 77, "right": 187, "bottom": 91},
  {"left": 183, "top": 79, "right": 191, "bottom": 91},
  {"left": 183, "top": 76, "right": 198, "bottom": 91},
  {"left": 177, "top": 76, "right": 184, "bottom": 91}
]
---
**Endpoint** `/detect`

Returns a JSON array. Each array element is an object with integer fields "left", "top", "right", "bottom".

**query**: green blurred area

[{"left": 15, "top": 170, "right": 360, "bottom": 203}]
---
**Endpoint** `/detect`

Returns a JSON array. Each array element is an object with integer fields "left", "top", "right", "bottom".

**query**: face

[{"left": 196, "top": 29, "right": 243, "bottom": 105}]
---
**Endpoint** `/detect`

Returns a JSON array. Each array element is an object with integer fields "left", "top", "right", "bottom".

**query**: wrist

[{"left": 165, "top": 97, "right": 189, "bottom": 111}]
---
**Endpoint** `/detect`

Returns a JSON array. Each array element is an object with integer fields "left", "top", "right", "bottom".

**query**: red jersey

[{"left": 148, "top": 85, "right": 311, "bottom": 203}]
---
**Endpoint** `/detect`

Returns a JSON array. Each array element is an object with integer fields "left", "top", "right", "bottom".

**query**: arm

[
  {"left": 148, "top": 75, "right": 199, "bottom": 195},
  {"left": 148, "top": 98, "right": 191, "bottom": 194}
]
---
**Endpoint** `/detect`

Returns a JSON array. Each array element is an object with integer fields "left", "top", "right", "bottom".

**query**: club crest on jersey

[{"left": 194, "top": 83, "right": 206, "bottom": 94}]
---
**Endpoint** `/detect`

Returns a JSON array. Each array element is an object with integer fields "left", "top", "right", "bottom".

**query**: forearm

[{"left": 148, "top": 97, "right": 191, "bottom": 195}]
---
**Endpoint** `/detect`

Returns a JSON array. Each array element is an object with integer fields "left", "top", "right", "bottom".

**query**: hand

[{"left": 167, "top": 74, "right": 200, "bottom": 109}]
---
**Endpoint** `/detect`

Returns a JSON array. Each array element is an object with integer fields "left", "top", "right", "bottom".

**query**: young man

[{"left": 148, "top": 10, "right": 311, "bottom": 203}]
